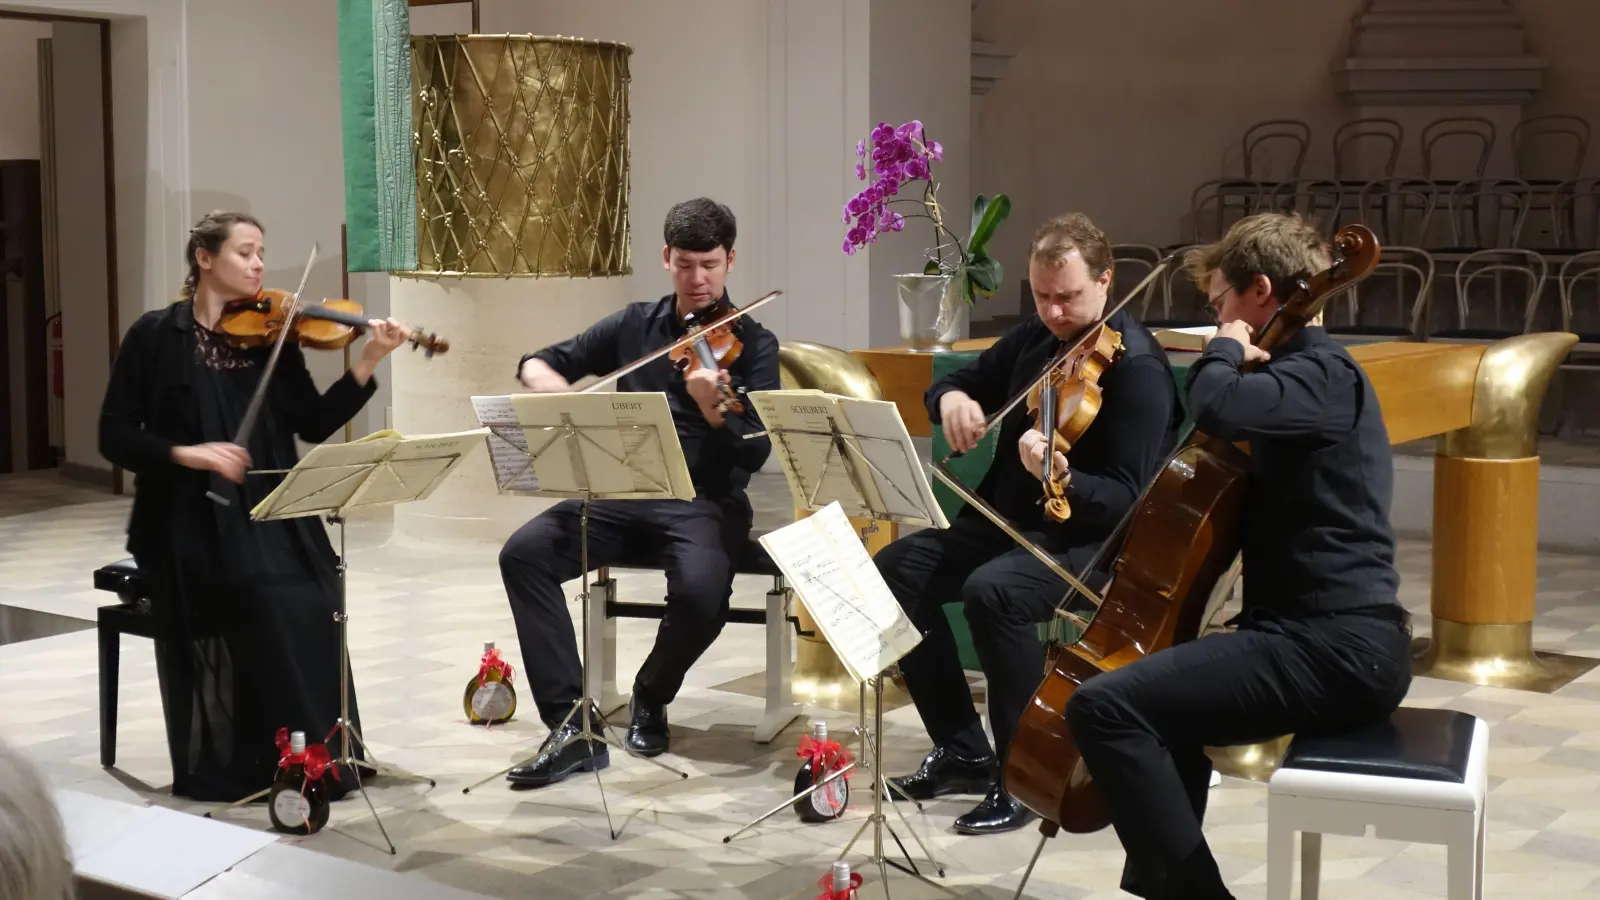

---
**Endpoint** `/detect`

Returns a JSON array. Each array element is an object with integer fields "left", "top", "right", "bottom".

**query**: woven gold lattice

[{"left": 409, "top": 34, "right": 632, "bottom": 276}]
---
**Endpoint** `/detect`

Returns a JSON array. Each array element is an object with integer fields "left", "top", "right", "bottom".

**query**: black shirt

[
  {"left": 926, "top": 309, "right": 1182, "bottom": 551},
  {"left": 1186, "top": 326, "right": 1401, "bottom": 616},
  {"left": 521, "top": 292, "right": 780, "bottom": 498}
]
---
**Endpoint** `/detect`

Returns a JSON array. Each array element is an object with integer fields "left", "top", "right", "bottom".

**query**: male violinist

[
  {"left": 1066, "top": 212, "right": 1413, "bottom": 900},
  {"left": 498, "top": 198, "right": 781, "bottom": 788},
  {"left": 878, "top": 212, "right": 1182, "bottom": 834}
]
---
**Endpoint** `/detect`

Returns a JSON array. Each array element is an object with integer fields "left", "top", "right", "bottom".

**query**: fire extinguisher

[{"left": 47, "top": 313, "right": 63, "bottom": 399}]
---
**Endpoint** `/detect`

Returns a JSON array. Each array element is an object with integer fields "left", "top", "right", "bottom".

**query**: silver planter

[{"left": 894, "top": 273, "right": 969, "bottom": 352}]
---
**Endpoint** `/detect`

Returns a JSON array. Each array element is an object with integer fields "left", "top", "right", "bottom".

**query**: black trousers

[
  {"left": 875, "top": 514, "right": 1094, "bottom": 765},
  {"left": 1067, "top": 606, "right": 1414, "bottom": 900},
  {"left": 498, "top": 493, "right": 752, "bottom": 727}
]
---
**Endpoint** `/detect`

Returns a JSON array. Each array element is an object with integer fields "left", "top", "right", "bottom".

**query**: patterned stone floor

[{"left": 5, "top": 468, "right": 1600, "bottom": 898}]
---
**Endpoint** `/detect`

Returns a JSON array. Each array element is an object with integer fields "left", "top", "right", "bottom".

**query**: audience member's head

[{"left": 0, "top": 740, "right": 74, "bottom": 900}]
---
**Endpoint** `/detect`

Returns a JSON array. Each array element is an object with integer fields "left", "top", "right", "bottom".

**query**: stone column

[
  {"left": 389, "top": 34, "right": 635, "bottom": 546},
  {"left": 1330, "top": 0, "right": 1545, "bottom": 179}
]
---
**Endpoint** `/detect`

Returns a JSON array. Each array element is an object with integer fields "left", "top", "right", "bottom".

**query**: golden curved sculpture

[
  {"left": 1419, "top": 330, "right": 1585, "bottom": 691},
  {"left": 776, "top": 341, "right": 912, "bottom": 710},
  {"left": 408, "top": 34, "right": 632, "bottom": 277}
]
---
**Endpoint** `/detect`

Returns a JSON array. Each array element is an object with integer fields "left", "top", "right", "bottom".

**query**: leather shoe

[
  {"left": 506, "top": 721, "right": 608, "bottom": 788},
  {"left": 624, "top": 697, "right": 670, "bottom": 757},
  {"left": 886, "top": 745, "right": 997, "bottom": 801},
  {"left": 952, "top": 784, "right": 1036, "bottom": 835}
]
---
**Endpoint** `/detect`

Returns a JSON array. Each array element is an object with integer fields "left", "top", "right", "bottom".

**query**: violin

[
  {"left": 580, "top": 290, "right": 783, "bottom": 395},
  {"left": 1026, "top": 322, "right": 1125, "bottom": 522},
  {"left": 669, "top": 296, "right": 748, "bottom": 413},
  {"left": 1002, "top": 224, "right": 1380, "bottom": 839},
  {"left": 216, "top": 288, "right": 450, "bottom": 357}
]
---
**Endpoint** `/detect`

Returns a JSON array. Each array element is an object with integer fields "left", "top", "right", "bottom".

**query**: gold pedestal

[
  {"left": 1206, "top": 735, "right": 1292, "bottom": 783},
  {"left": 1414, "top": 332, "right": 1582, "bottom": 693},
  {"left": 1412, "top": 619, "right": 1599, "bottom": 692}
]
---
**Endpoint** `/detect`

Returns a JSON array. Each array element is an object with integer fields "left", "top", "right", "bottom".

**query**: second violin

[{"left": 671, "top": 295, "right": 750, "bottom": 413}]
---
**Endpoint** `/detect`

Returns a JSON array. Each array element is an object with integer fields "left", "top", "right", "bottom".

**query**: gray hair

[{"left": 0, "top": 741, "right": 74, "bottom": 900}]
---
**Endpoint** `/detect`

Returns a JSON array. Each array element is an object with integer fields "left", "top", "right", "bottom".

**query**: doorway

[{"left": 0, "top": 9, "right": 120, "bottom": 490}]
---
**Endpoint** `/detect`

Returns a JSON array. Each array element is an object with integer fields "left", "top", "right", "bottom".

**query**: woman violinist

[{"left": 98, "top": 210, "right": 408, "bottom": 802}]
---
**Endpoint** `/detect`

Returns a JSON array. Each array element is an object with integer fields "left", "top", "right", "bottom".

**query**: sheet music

[
  {"left": 746, "top": 390, "right": 874, "bottom": 516},
  {"left": 505, "top": 392, "right": 693, "bottom": 500},
  {"left": 758, "top": 502, "right": 922, "bottom": 683},
  {"left": 471, "top": 395, "right": 540, "bottom": 492},
  {"left": 834, "top": 397, "right": 950, "bottom": 529},
  {"left": 248, "top": 428, "right": 487, "bottom": 520}
]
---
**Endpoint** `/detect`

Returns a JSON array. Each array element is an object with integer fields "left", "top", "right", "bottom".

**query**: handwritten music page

[
  {"left": 833, "top": 396, "right": 949, "bottom": 529},
  {"left": 471, "top": 395, "right": 541, "bottom": 493},
  {"left": 758, "top": 502, "right": 922, "bottom": 683},
  {"left": 506, "top": 392, "right": 692, "bottom": 500},
  {"left": 249, "top": 428, "right": 487, "bottom": 520},
  {"left": 746, "top": 390, "right": 877, "bottom": 517}
]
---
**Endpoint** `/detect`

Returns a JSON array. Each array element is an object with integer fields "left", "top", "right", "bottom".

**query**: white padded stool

[{"left": 1266, "top": 707, "right": 1488, "bottom": 900}]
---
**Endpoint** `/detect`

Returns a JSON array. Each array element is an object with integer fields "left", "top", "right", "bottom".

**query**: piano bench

[
  {"left": 590, "top": 533, "right": 803, "bottom": 743},
  {"left": 1267, "top": 706, "right": 1489, "bottom": 900},
  {"left": 92, "top": 559, "right": 157, "bottom": 769}
]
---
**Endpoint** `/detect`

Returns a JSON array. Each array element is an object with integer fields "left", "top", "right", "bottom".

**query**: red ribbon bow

[
  {"left": 274, "top": 727, "right": 339, "bottom": 783},
  {"left": 477, "top": 647, "right": 515, "bottom": 685},
  {"left": 815, "top": 871, "right": 862, "bottom": 900},
  {"left": 797, "top": 734, "right": 853, "bottom": 784}
]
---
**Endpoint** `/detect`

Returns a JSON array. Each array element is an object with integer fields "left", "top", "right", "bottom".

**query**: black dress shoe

[
  {"left": 624, "top": 697, "right": 670, "bottom": 757},
  {"left": 886, "top": 746, "right": 998, "bottom": 801},
  {"left": 952, "top": 784, "right": 1036, "bottom": 835},
  {"left": 506, "top": 721, "right": 609, "bottom": 788}
]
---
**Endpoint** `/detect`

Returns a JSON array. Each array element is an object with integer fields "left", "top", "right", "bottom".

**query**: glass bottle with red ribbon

[
  {"left": 268, "top": 728, "right": 334, "bottom": 835},
  {"left": 464, "top": 640, "right": 518, "bottom": 726},
  {"left": 793, "top": 720, "right": 852, "bottom": 823},
  {"left": 816, "top": 861, "right": 861, "bottom": 899}
]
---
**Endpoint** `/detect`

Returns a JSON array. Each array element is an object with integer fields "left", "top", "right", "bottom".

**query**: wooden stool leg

[{"left": 99, "top": 622, "right": 118, "bottom": 768}]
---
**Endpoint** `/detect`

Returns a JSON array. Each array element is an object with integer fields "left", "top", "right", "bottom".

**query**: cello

[{"left": 1002, "top": 224, "right": 1380, "bottom": 840}]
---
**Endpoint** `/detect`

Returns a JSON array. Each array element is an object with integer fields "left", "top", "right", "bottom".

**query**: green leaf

[
  {"left": 966, "top": 256, "right": 1003, "bottom": 296},
  {"left": 923, "top": 258, "right": 942, "bottom": 276},
  {"left": 967, "top": 193, "right": 1011, "bottom": 258}
]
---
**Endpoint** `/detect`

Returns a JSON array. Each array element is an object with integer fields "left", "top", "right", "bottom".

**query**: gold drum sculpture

[{"left": 410, "top": 34, "right": 632, "bottom": 277}]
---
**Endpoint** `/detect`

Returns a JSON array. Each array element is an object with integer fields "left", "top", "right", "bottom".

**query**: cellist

[
  {"left": 876, "top": 213, "right": 1182, "bottom": 834},
  {"left": 1065, "top": 213, "right": 1413, "bottom": 900}
]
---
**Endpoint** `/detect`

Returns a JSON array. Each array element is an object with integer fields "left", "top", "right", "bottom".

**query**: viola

[
  {"left": 1002, "top": 224, "right": 1380, "bottom": 839},
  {"left": 1025, "top": 322, "right": 1124, "bottom": 522},
  {"left": 669, "top": 296, "right": 748, "bottom": 413},
  {"left": 216, "top": 288, "right": 449, "bottom": 357}
]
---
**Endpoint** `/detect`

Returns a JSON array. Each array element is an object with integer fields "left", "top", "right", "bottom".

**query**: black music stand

[
  {"left": 722, "top": 390, "right": 955, "bottom": 897},
  {"left": 202, "top": 428, "right": 485, "bottom": 853},
  {"left": 459, "top": 391, "right": 693, "bottom": 841}
]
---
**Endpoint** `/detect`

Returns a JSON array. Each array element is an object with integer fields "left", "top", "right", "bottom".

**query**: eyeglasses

[{"left": 1204, "top": 285, "right": 1234, "bottom": 324}]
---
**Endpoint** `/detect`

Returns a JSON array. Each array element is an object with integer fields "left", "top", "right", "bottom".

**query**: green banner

[{"left": 337, "top": 0, "right": 417, "bottom": 273}]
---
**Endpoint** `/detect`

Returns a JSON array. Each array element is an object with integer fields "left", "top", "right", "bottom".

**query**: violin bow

[
  {"left": 936, "top": 252, "right": 1177, "bottom": 467},
  {"left": 206, "top": 243, "right": 318, "bottom": 507},
  {"left": 577, "top": 289, "right": 783, "bottom": 392}
]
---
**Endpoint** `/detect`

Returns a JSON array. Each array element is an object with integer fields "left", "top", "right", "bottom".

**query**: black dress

[{"left": 99, "top": 300, "right": 377, "bottom": 802}]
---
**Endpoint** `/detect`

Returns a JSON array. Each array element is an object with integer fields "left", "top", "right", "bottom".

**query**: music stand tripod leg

[{"left": 461, "top": 493, "right": 688, "bottom": 842}]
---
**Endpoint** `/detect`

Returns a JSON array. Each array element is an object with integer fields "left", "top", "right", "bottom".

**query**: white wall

[
  {"left": 0, "top": 20, "right": 50, "bottom": 159},
  {"left": 50, "top": 20, "right": 110, "bottom": 475}
]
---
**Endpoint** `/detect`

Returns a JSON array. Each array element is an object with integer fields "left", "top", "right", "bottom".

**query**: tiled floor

[{"left": 5, "top": 468, "right": 1600, "bottom": 898}]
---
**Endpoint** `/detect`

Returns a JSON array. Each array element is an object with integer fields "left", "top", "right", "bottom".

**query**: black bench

[
  {"left": 92, "top": 558, "right": 156, "bottom": 768},
  {"left": 1279, "top": 706, "right": 1478, "bottom": 784}
]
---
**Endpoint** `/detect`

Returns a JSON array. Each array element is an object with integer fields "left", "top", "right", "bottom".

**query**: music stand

[
  {"left": 722, "top": 390, "right": 954, "bottom": 896},
  {"left": 202, "top": 427, "right": 486, "bottom": 854},
  {"left": 458, "top": 391, "right": 693, "bottom": 841}
]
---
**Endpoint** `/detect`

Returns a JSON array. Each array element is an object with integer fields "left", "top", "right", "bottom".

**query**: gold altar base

[
  {"left": 1412, "top": 618, "right": 1600, "bottom": 693},
  {"left": 1206, "top": 735, "right": 1293, "bottom": 783}
]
